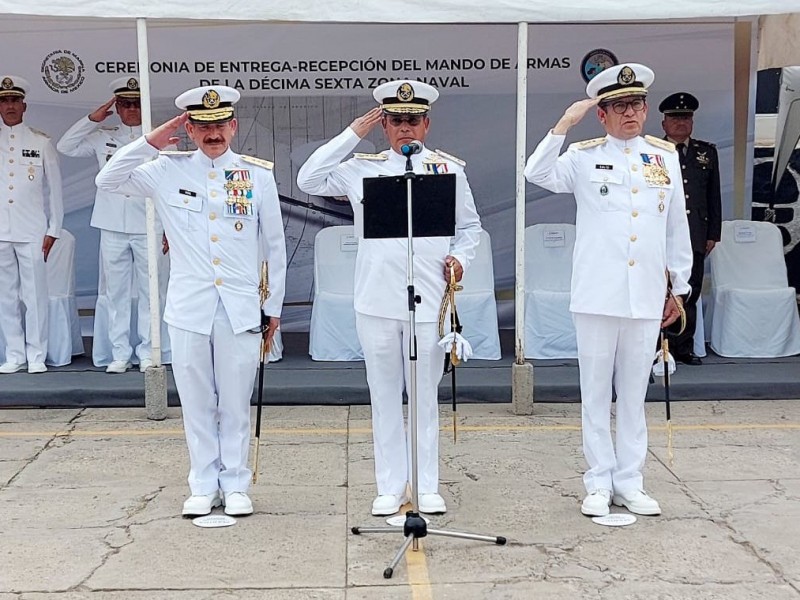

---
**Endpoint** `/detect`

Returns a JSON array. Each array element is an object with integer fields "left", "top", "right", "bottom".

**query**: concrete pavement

[{"left": 1, "top": 400, "right": 799, "bottom": 599}]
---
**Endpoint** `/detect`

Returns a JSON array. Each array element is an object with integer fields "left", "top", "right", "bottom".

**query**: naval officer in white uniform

[
  {"left": 58, "top": 75, "right": 165, "bottom": 374},
  {"left": 297, "top": 80, "right": 482, "bottom": 516},
  {"left": 96, "top": 86, "right": 286, "bottom": 517},
  {"left": 525, "top": 64, "right": 692, "bottom": 517},
  {"left": 0, "top": 75, "right": 63, "bottom": 374}
]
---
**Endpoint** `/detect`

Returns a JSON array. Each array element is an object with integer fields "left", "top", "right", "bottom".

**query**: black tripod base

[{"left": 353, "top": 509, "right": 506, "bottom": 578}]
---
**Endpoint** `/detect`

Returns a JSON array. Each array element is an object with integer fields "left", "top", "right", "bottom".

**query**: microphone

[{"left": 400, "top": 140, "right": 423, "bottom": 156}]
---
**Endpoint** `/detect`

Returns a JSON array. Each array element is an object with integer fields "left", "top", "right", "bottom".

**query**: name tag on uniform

[
  {"left": 105, "top": 142, "right": 117, "bottom": 148},
  {"left": 22, "top": 149, "right": 41, "bottom": 158},
  {"left": 179, "top": 189, "right": 197, "bottom": 197},
  {"left": 595, "top": 164, "right": 613, "bottom": 170}
]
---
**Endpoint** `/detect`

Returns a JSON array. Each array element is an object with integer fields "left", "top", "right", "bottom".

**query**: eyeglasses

[
  {"left": 115, "top": 99, "right": 141, "bottom": 109},
  {"left": 602, "top": 98, "right": 646, "bottom": 114},
  {"left": 387, "top": 115, "right": 423, "bottom": 127}
]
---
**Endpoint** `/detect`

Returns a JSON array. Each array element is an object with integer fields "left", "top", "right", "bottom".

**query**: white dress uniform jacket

[
  {"left": 57, "top": 116, "right": 148, "bottom": 234},
  {"left": 94, "top": 137, "right": 286, "bottom": 332},
  {"left": 297, "top": 127, "right": 481, "bottom": 321},
  {"left": 0, "top": 123, "right": 63, "bottom": 241},
  {"left": 524, "top": 132, "right": 692, "bottom": 317}
]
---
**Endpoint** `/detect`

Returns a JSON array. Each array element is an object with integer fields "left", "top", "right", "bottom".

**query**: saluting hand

[
  {"left": 89, "top": 98, "right": 115, "bottom": 123},
  {"left": 553, "top": 98, "right": 600, "bottom": 135},
  {"left": 443, "top": 256, "right": 463, "bottom": 283},
  {"left": 146, "top": 113, "right": 188, "bottom": 150},
  {"left": 349, "top": 107, "right": 384, "bottom": 139}
]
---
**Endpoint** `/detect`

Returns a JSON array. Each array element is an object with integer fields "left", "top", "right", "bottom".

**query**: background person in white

[
  {"left": 0, "top": 75, "right": 63, "bottom": 375},
  {"left": 57, "top": 75, "right": 164, "bottom": 374},
  {"left": 96, "top": 86, "right": 286, "bottom": 518},
  {"left": 297, "top": 80, "right": 481, "bottom": 516},
  {"left": 524, "top": 64, "right": 692, "bottom": 517}
]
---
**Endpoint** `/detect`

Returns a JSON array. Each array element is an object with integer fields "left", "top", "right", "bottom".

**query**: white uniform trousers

[
  {"left": 573, "top": 312, "right": 661, "bottom": 495},
  {"left": 356, "top": 312, "right": 445, "bottom": 496},
  {"left": 169, "top": 301, "right": 261, "bottom": 495},
  {"left": 100, "top": 230, "right": 153, "bottom": 363},
  {"left": 0, "top": 241, "right": 48, "bottom": 365}
]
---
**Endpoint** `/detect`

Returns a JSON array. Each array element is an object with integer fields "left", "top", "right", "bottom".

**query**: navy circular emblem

[{"left": 580, "top": 49, "right": 618, "bottom": 83}]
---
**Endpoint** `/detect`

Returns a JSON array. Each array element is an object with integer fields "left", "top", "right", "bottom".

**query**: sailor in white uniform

[
  {"left": 58, "top": 75, "right": 165, "bottom": 373},
  {"left": 96, "top": 86, "right": 286, "bottom": 518},
  {"left": 525, "top": 64, "right": 692, "bottom": 518},
  {"left": 0, "top": 75, "right": 63, "bottom": 374},
  {"left": 297, "top": 80, "right": 482, "bottom": 516}
]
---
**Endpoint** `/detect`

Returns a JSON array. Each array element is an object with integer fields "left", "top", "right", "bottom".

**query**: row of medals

[{"left": 600, "top": 163, "right": 669, "bottom": 213}]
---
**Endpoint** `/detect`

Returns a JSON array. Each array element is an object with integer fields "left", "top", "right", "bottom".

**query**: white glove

[
  {"left": 652, "top": 349, "right": 676, "bottom": 377},
  {"left": 438, "top": 332, "right": 474, "bottom": 362}
]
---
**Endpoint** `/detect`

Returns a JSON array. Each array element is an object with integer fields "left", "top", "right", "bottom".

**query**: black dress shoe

[{"left": 675, "top": 354, "right": 702, "bottom": 366}]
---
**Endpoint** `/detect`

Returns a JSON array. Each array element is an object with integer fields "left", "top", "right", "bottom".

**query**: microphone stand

[{"left": 351, "top": 145, "right": 506, "bottom": 579}]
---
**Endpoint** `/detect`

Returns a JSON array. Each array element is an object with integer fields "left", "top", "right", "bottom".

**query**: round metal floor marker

[
  {"left": 591, "top": 513, "right": 637, "bottom": 527},
  {"left": 386, "top": 515, "right": 430, "bottom": 527},
  {"left": 192, "top": 514, "right": 237, "bottom": 528}
]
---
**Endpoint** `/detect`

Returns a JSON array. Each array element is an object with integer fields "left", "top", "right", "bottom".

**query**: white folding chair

[
  {"left": 457, "top": 229, "right": 501, "bottom": 359},
  {"left": 524, "top": 223, "right": 578, "bottom": 359},
  {"left": 45, "top": 229, "right": 83, "bottom": 366},
  {"left": 707, "top": 220, "right": 800, "bottom": 357},
  {"left": 309, "top": 225, "right": 363, "bottom": 361}
]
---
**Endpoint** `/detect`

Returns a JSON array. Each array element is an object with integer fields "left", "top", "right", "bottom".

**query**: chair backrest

[
  {"left": 313, "top": 225, "right": 358, "bottom": 295},
  {"left": 46, "top": 229, "right": 76, "bottom": 296},
  {"left": 524, "top": 223, "right": 576, "bottom": 292},
  {"left": 459, "top": 229, "right": 495, "bottom": 293},
  {"left": 711, "top": 220, "right": 789, "bottom": 290}
]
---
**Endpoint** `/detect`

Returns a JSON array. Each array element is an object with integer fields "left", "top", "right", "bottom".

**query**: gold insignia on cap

[
  {"left": 618, "top": 66, "right": 635, "bottom": 86},
  {"left": 202, "top": 90, "right": 221, "bottom": 109},
  {"left": 1, "top": 77, "right": 12, "bottom": 90},
  {"left": 397, "top": 83, "right": 414, "bottom": 103},
  {"left": 127, "top": 78, "right": 138, "bottom": 90}
]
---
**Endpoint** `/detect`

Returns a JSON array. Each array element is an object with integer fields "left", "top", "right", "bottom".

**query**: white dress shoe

[
  {"left": 581, "top": 489, "right": 612, "bottom": 517},
  {"left": 182, "top": 491, "right": 222, "bottom": 517},
  {"left": 27, "top": 363, "right": 47, "bottom": 374},
  {"left": 0, "top": 362, "right": 26, "bottom": 374},
  {"left": 223, "top": 491, "right": 253, "bottom": 516},
  {"left": 138, "top": 358, "right": 154, "bottom": 373},
  {"left": 418, "top": 493, "right": 447, "bottom": 514},
  {"left": 106, "top": 360, "right": 131, "bottom": 374},
  {"left": 612, "top": 489, "right": 661, "bottom": 516},
  {"left": 371, "top": 493, "right": 408, "bottom": 516}
]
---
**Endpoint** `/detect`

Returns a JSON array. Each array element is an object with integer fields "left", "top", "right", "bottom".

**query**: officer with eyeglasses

[
  {"left": 58, "top": 75, "right": 167, "bottom": 374},
  {"left": 297, "top": 79, "right": 482, "bottom": 517},
  {"left": 525, "top": 63, "right": 692, "bottom": 518}
]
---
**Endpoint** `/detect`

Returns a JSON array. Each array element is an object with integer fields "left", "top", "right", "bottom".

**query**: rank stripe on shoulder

[
  {"left": 241, "top": 155, "right": 274, "bottom": 170},
  {"left": 644, "top": 135, "right": 676, "bottom": 153},
  {"left": 353, "top": 152, "right": 388, "bottom": 161},
  {"left": 28, "top": 127, "right": 51, "bottom": 139},
  {"left": 433, "top": 148, "right": 465, "bottom": 166},
  {"left": 571, "top": 137, "right": 606, "bottom": 151}
]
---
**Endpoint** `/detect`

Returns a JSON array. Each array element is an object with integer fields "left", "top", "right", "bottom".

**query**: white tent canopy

[{"left": 0, "top": 0, "right": 798, "bottom": 23}]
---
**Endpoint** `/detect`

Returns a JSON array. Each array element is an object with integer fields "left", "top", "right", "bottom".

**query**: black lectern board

[{"left": 362, "top": 174, "right": 456, "bottom": 239}]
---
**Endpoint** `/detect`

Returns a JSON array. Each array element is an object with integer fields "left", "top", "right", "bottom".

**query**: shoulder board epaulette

[
  {"left": 353, "top": 152, "right": 388, "bottom": 161},
  {"left": 159, "top": 150, "right": 193, "bottom": 156},
  {"left": 693, "top": 139, "right": 716, "bottom": 148},
  {"left": 570, "top": 137, "right": 606, "bottom": 151},
  {"left": 29, "top": 127, "right": 50, "bottom": 139},
  {"left": 240, "top": 155, "right": 274, "bottom": 170},
  {"left": 433, "top": 148, "right": 466, "bottom": 167},
  {"left": 645, "top": 135, "right": 675, "bottom": 153}
]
